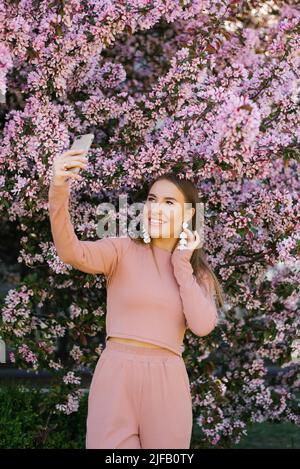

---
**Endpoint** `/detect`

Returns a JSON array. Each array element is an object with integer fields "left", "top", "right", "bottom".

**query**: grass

[{"left": 234, "top": 421, "right": 300, "bottom": 449}]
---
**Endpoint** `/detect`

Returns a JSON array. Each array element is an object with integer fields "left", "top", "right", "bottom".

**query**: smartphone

[{"left": 69, "top": 133, "right": 94, "bottom": 174}]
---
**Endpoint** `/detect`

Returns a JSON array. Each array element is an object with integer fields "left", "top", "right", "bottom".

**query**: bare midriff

[{"left": 107, "top": 336, "right": 164, "bottom": 349}]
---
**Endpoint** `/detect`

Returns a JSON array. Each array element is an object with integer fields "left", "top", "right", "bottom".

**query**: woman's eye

[{"left": 147, "top": 197, "right": 173, "bottom": 205}]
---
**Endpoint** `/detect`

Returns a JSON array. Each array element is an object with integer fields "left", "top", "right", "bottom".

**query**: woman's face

[{"left": 142, "top": 179, "right": 194, "bottom": 240}]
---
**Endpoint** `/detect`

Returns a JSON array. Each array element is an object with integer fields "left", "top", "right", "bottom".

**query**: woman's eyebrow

[{"left": 148, "top": 193, "right": 178, "bottom": 201}]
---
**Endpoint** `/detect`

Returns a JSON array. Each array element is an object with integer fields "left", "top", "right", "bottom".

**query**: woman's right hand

[{"left": 50, "top": 149, "right": 89, "bottom": 186}]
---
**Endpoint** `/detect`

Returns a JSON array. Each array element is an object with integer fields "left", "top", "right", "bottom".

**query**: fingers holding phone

[
  {"left": 51, "top": 133, "right": 94, "bottom": 187},
  {"left": 68, "top": 133, "right": 94, "bottom": 175},
  {"left": 51, "top": 149, "right": 88, "bottom": 186}
]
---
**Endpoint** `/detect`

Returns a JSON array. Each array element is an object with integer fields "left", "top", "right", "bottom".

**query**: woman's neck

[{"left": 150, "top": 238, "right": 178, "bottom": 253}]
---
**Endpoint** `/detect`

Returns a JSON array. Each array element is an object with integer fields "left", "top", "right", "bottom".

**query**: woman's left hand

[{"left": 176, "top": 225, "right": 202, "bottom": 251}]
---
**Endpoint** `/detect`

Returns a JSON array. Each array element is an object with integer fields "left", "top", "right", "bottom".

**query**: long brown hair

[{"left": 129, "top": 172, "right": 225, "bottom": 310}]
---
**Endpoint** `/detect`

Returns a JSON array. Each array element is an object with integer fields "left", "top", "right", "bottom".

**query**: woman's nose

[
  {"left": 147, "top": 201, "right": 159, "bottom": 210},
  {"left": 149, "top": 207, "right": 162, "bottom": 217}
]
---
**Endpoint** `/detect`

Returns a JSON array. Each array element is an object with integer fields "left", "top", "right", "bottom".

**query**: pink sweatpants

[{"left": 85, "top": 340, "right": 193, "bottom": 449}]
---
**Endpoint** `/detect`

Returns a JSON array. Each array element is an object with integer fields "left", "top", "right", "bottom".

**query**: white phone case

[{"left": 69, "top": 133, "right": 94, "bottom": 174}]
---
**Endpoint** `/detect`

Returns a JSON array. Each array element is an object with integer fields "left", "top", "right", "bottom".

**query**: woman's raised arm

[
  {"left": 171, "top": 248, "right": 219, "bottom": 336},
  {"left": 48, "top": 182, "right": 127, "bottom": 278},
  {"left": 48, "top": 150, "right": 127, "bottom": 278}
]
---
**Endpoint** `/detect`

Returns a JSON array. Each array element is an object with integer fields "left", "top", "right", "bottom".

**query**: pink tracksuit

[{"left": 48, "top": 181, "right": 219, "bottom": 449}]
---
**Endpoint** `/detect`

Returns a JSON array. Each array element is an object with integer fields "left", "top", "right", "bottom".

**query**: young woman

[{"left": 48, "top": 149, "right": 225, "bottom": 449}]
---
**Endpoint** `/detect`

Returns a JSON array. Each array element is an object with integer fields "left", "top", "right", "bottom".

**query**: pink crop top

[{"left": 48, "top": 181, "right": 219, "bottom": 357}]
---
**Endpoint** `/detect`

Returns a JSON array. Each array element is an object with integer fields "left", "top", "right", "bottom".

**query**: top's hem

[{"left": 105, "top": 332, "right": 183, "bottom": 357}]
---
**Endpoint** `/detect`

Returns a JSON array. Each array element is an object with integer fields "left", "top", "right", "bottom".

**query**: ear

[{"left": 190, "top": 207, "right": 195, "bottom": 219}]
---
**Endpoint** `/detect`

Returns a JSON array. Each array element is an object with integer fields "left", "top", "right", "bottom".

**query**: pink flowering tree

[
  {"left": 0, "top": 0, "right": 300, "bottom": 448},
  {"left": 0, "top": 42, "right": 12, "bottom": 102}
]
